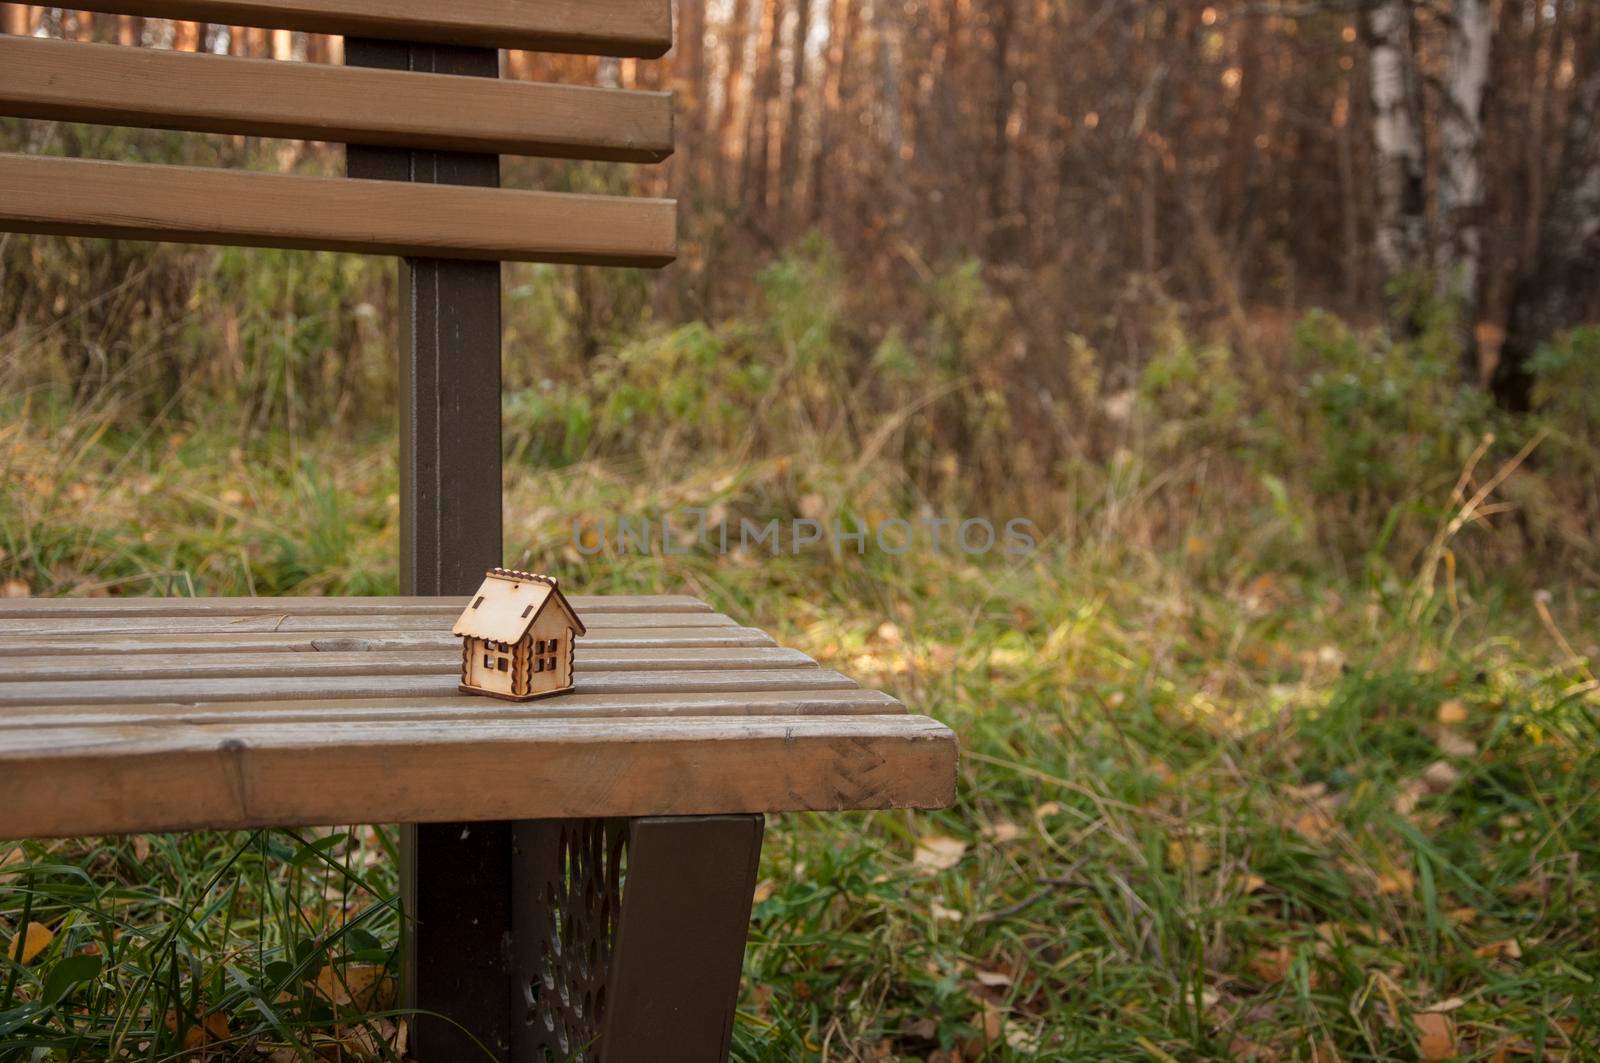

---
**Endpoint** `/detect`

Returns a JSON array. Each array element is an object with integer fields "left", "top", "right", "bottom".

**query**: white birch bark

[
  {"left": 1367, "top": 0, "right": 1428, "bottom": 280},
  {"left": 1439, "top": 0, "right": 1493, "bottom": 311}
]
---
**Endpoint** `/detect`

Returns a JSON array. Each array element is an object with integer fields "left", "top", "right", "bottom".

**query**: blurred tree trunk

[
  {"left": 1366, "top": 0, "right": 1428, "bottom": 287},
  {"left": 1439, "top": 0, "right": 1492, "bottom": 353},
  {"left": 1495, "top": 41, "right": 1600, "bottom": 409},
  {"left": 811, "top": 0, "right": 854, "bottom": 225},
  {"left": 872, "top": 0, "right": 902, "bottom": 167},
  {"left": 716, "top": 0, "right": 752, "bottom": 200},
  {"left": 985, "top": 0, "right": 1014, "bottom": 257},
  {"left": 676, "top": 0, "right": 708, "bottom": 187},
  {"left": 0, "top": 4, "right": 30, "bottom": 36},
  {"left": 782, "top": 0, "right": 813, "bottom": 232},
  {"left": 743, "top": 0, "right": 785, "bottom": 224}
]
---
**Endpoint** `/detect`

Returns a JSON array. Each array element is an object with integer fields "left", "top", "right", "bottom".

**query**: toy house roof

[{"left": 452, "top": 568, "right": 586, "bottom": 644}]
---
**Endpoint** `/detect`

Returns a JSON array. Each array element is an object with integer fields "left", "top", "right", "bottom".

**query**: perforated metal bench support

[{"left": 511, "top": 816, "right": 765, "bottom": 1062}]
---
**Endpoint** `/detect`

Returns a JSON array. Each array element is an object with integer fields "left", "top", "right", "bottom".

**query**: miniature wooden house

[{"left": 453, "top": 568, "right": 586, "bottom": 701}]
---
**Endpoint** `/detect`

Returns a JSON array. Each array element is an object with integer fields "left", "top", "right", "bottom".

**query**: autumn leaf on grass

[
  {"left": 0, "top": 846, "right": 24, "bottom": 883},
  {"left": 913, "top": 834, "right": 967, "bottom": 872},
  {"left": 980, "top": 819, "right": 1022, "bottom": 845},
  {"left": 7, "top": 921, "right": 52, "bottom": 964},
  {"left": 1166, "top": 837, "right": 1215, "bottom": 873},
  {"left": 1247, "top": 947, "right": 1292, "bottom": 984},
  {"left": 1414, "top": 1011, "right": 1457, "bottom": 1060},
  {"left": 1437, "top": 699, "right": 1469, "bottom": 725},
  {"left": 313, "top": 963, "right": 397, "bottom": 1011},
  {"left": 1474, "top": 938, "right": 1522, "bottom": 960}
]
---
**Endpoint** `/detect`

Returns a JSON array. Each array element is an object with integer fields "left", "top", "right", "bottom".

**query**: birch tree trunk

[
  {"left": 1439, "top": 0, "right": 1492, "bottom": 321},
  {"left": 1366, "top": 0, "right": 1428, "bottom": 284}
]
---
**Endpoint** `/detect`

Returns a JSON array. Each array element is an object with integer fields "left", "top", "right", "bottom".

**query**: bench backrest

[
  {"left": 0, "top": 2, "right": 677, "bottom": 596},
  {"left": 0, "top": 5, "right": 676, "bottom": 264}
]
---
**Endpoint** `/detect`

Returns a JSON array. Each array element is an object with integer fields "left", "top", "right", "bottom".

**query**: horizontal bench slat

[
  {"left": 0, "top": 668, "right": 859, "bottom": 705},
  {"left": 0, "top": 646, "right": 816, "bottom": 682},
  {"left": 0, "top": 626, "right": 777, "bottom": 657},
  {"left": 0, "top": 687, "right": 904, "bottom": 730},
  {"left": 0, "top": 37, "right": 673, "bottom": 162},
  {"left": 0, "top": 610, "right": 737, "bottom": 637},
  {"left": 65, "top": 0, "right": 672, "bottom": 57},
  {"left": 0, "top": 593, "right": 711, "bottom": 619},
  {"left": 0, "top": 154, "right": 676, "bottom": 266},
  {"left": 0, "top": 714, "right": 956, "bottom": 837}
]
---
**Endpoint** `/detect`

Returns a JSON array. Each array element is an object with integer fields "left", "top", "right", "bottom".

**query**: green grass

[{"left": 2, "top": 410, "right": 1596, "bottom": 1061}]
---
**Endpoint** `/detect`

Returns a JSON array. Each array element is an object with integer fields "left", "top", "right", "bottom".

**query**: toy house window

[
  {"left": 497, "top": 657, "right": 509, "bottom": 672},
  {"left": 535, "top": 656, "right": 544, "bottom": 673}
]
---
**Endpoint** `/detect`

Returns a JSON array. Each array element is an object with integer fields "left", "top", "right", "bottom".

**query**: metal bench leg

[{"left": 511, "top": 816, "right": 765, "bottom": 1062}]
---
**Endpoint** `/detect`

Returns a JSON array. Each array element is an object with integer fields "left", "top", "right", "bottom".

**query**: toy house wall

[
  {"left": 462, "top": 635, "right": 517, "bottom": 697},
  {"left": 528, "top": 610, "right": 575, "bottom": 691}
]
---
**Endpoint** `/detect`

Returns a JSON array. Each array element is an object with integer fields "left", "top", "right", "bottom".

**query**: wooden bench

[{"left": 0, "top": 7, "right": 957, "bottom": 1060}]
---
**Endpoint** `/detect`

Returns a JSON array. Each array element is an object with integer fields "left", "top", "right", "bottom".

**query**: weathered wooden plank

[
  {"left": 0, "top": 714, "right": 958, "bottom": 837},
  {"left": 0, "top": 627, "right": 776, "bottom": 657},
  {"left": 0, "top": 687, "right": 904, "bottom": 729},
  {"left": 66, "top": 0, "right": 672, "bottom": 57},
  {"left": 0, "top": 593, "right": 710, "bottom": 619},
  {"left": 0, "top": 611, "right": 737, "bottom": 637},
  {"left": 0, "top": 646, "right": 816, "bottom": 682},
  {"left": 0, "top": 668, "right": 859, "bottom": 705},
  {"left": 0, "top": 154, "right": 676, "bottom": 267},
  {"left": 0, "top": 37, "right": 673, "bottom": 162}
]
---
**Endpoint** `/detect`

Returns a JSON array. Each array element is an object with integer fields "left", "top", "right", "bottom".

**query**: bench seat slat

[
  {"left": 0, "top": 668, "right": 862, "bottom": 706},
  {"left": 0, "top": 37, "right": 674, "bottom": 162},
  {"left": 0, "top": 594, "right": 711, "bottom": 619},
  {"left": 0, "top": 154, "right": 676, "bottom": 267},
  {"left": 0, "top": 627, "right": 778, "bottom": 657},
  {"left": 0, "top": 687, "right": 905, "bottom": 730},
  {"left": 0, "top": 611, "right": 738, "bottom": 637},
  {"left": 65, "top": 0, "right": 672, "bottom": 57},
  {"left": 0, "top": 713, "right": 955, "bottom": 837},
  {"left": 0, "top": 646, "right": 817, "bottom": 682}
]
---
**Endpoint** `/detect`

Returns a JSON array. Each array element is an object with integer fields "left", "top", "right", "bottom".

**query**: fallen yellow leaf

[
  {"left": 8, "top": 921, "right": 52, "bottom": 965},
  {"left": 1435, "top": 729, "right": 1478, "bottom": 758},
  {"left": 1248, "top": 947, "right": 1292, "bottom": 984},
  {"left": 1377, "top": 868, "right": 1416, "bottom": 896},
  {"left": 313, "top": 963, "right": 396, "bottom": 1011},
  {"left": 1474, "top": 938, "right": 1522, "bottom": 960},
  {"left": 980, "top": 819, "right": 1022, "bottom": 844},
  {"left": 1437, "top": 699, "right": 1469, "bottom": 724},
  {"left": 202, "top": 1010, "right": 230, "bottom": 1041},
  {"left": 0, "top": 846, "right": 23, "bottom": 883},
  {"left": 1290, "top": 807, "right": 1337, "bottom": 842},
  {"left": 913, "top": 835, "right": 967, "bottom": 872},
  {"left": 1, "top": 579, "right": 30, "bottom": 598},
  {"left": 752, "top": 879, "right": 775, "bottom": 904},
  {"left": 1167, "top": 838, "right": 1215, "bottom": 873},
  {"left": 1446, "top": 906, "right": 1478, "bottom": 926},
  {"left": 1415, "top": 1011, "right": 1456, "bottom": 1059},
  {"left": 1418, "top": 997, "right": 1466, "bottom": 1013},
  {"left": 1423, "top": 760, "right": 1460, "bottom": 793}
]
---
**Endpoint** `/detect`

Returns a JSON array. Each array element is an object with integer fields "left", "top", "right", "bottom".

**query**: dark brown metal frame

[{"left": 345, "top": 39, "right": 763, "bottom": 1062}]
